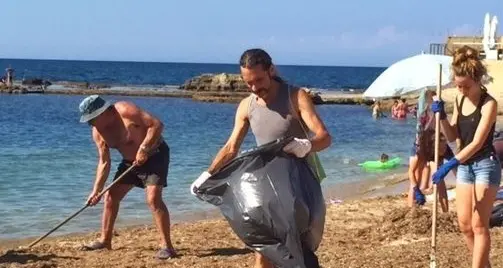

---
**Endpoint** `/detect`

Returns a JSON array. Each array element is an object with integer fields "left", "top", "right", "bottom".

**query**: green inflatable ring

[{"left": 358, "top": 157, "right": 401, "bottom": 170}]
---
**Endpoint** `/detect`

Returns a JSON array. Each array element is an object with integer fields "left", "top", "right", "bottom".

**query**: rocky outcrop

[
  {"left": 180, "top": 73, "right": 345, "bottom": 104},
  {"left": 192, "top": 91, "right": 250, "bottom": 103},
  {"left": 43, "top": 88, "right": 193, "bottom": 98},
  {"left": 320, "top": 96, "right": 373, "bottom": 105},
  {"left": 3, "top": 73, "right": 417, "bottom": 109},
  {"left": 0, "top": 84, "right": 39, "bottom": 94},
  {"left": 56, "top": 81, "right": 90, "bottom": 88},
  {"left": 87, "top": 83, "right": 111, "bottom": 89},
  {"left": 53, "top": 81, "right": 111, "bottom": 89},
  {"left": 22, "top": 78, "right": 52, "bottom": 87},
  {"left": 180, "top": 73, "right": 248, "bottom": 92}
]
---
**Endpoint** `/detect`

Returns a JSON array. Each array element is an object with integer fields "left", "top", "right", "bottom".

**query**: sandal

[
  {"left": 80, "top": 240, "right": 111, "bottom": 251},
  {"left": 155, "top": 247, "right": 177, "bottom": 259}
]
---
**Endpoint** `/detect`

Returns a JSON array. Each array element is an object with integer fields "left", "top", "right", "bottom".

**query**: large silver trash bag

[{"left": 195, "top": 137, "right": 326, "bottom": 268}]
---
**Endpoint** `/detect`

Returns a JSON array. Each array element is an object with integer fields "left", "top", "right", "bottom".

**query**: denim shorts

[{"left": 457, "top": 154, "right": 502, "bottom": 186}]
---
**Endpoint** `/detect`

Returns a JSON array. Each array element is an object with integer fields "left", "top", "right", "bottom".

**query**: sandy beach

[
  {"left": 0, "top": 166, "right": 501, "bottom": 268},
  {"left": 3, "top": 188, "right": 503, "bottom": 268}
]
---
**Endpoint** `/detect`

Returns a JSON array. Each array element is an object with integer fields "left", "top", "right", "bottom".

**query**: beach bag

[{"left": 194, "top": 137, "right": 326, "bottom": 268}]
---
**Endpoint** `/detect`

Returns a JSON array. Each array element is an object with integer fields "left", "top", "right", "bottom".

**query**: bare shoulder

[
  {"left": 295, "top": 87, "right": 312, "bottom": 100},
  {"left": 236, "top": 95, "right": 252, "bottom": 119},
  {"left": 484, "top": 92, "right": 497, "bottom": 104},
  {"left": 482, "top": 96, "right": 497, "bottom": 112},
  {"left": 294, "top": 87, "right": 315, "bottom": 108},
  {"left": 92, "top": 127, "right": 106, "bottom": 144},
  {"left": 114, "top": 101, "right": 141, "bottom": 116}
]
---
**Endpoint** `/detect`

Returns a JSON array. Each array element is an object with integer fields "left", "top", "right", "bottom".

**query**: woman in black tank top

[{"left": 430, "top": 46, "right": 500, "bottom": 267}]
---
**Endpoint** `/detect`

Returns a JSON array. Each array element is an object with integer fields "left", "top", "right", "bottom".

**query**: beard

[
  {"left": 254, "top": 74, "right": 275, "bottom": 99},
  {"left": 254, "top": 87, "right": 268, "bottom": 98}
]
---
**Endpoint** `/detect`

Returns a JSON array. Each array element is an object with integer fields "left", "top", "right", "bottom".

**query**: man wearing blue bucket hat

[{"left": 78, "top": 95, "right": 176, "bottom": 259}]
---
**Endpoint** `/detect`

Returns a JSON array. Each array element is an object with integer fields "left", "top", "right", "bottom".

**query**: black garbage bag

[
  {"left": 490, "top": 203, "right": 503, "bottom": 228},
  {"left": 195, "top": 137, "right": 326, "bottom": 268}
]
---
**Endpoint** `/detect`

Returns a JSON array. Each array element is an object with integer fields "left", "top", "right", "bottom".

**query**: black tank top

[{"left": 456, "top": 91, "right": 495, "bottom": 163}]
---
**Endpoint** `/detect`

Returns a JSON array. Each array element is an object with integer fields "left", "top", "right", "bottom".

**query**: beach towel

[{"left": 194, "top": 137, "right": 326, "bottom": 268}]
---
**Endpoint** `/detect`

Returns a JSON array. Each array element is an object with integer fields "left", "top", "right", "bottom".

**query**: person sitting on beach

[
  {"left": 190, "top": 48, "right": 331, "bottom": 268},
  {"left": 78, "top": 95, "right": 176, "bottom": 259},
  {"left": 431, "top": 46, "right": 500, "bottom": 268}
]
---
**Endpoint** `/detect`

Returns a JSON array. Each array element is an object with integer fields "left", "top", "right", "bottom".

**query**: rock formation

[
  {"left": 22, "top": 78, "right": 52, "bottom": 87},
  {"left": 180, "top": 73, "right": 338, "bottom": 104},
  {"left": 180, "top": 73, "right": 248, "bottom": 92}
]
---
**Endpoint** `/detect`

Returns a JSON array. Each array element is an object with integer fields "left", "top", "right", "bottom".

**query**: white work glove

[
  {"left": 190, "top": 171, "right": 212, "bottom": 196},
  {"left": 283, "top": 138, "right": 312, "bottom": 158}
]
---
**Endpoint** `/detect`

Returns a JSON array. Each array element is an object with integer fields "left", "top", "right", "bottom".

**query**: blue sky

[{"left": 0, "top": 0, "right": 500, "bottom": 67}]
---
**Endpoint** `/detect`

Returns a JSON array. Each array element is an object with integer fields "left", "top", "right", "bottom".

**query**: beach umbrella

[
  {"left": 489, "top": 15, "right": 499, "bottom": 49},
  {"left": 362, "top": 53, "right": 452, "bottom": 99},
  {"left": 483, "top": 13, "right": 492, "bottom": 51}
]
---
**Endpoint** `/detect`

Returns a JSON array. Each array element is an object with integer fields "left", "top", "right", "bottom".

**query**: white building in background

[{"left": 483, "top": 12, "right": 500, "bottom": 60}]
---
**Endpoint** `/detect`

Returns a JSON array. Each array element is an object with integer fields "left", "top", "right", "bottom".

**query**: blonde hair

[{"left": 451, "top": 45, "right": 487, "bottom": 83}]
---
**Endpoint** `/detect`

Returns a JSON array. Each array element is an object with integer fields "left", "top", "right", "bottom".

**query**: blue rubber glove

[
  {"left": 413, "top": 186, "right": 426, "bottom": 206},
  {"left": 431, "top": 100, "right": 447, "bottom": 120},
  {"left": 432, "top": 157, "right": 460, "bottom": 184}
]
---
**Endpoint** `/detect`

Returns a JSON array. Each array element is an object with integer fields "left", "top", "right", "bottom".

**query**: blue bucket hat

[{"left": 78, "top": 95, "right": 112, "bottom": 123}]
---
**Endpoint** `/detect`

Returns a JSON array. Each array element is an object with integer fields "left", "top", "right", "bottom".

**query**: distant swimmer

[{"left": 372, "top": 100, "right": 385, "bottom": 119}]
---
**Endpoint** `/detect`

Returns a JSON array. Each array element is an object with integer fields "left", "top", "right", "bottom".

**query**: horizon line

[{"left": 0, "top": 56, "right": 388, "bottom": 69}]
